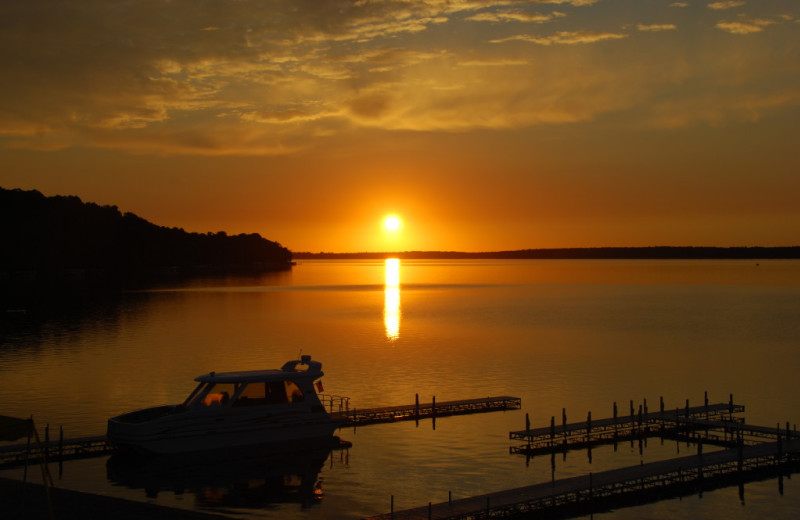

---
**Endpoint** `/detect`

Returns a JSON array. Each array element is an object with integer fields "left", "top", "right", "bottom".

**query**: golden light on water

[{"left": 384, "top": 258, "right": 401, "bottom": 340}]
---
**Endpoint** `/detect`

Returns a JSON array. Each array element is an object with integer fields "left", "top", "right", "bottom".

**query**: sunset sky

[{"left": 1, "top": 0, "right": 798, "bottom": 252}]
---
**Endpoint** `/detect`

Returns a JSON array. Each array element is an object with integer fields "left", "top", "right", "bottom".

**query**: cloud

[
  {"left": 670, "top": 2, "right": 690, "bottom": 6},
  {"left": 0, "top": 0, "right": 797, "bottom": 157},
  {"left": 466, "top": 10, "right": 567, "bottom": 23},
  {"left": 492, "top": 30, "right": 628, "bottom": 45},
  {"left": 708, "top": 1, "right": 745, "bottom": 9},
  {"left": 637, "top": 24, "right": 678, "bottom": 32},
  {"left": 715, "top": 18, "right": 777, "bottom": 34}
]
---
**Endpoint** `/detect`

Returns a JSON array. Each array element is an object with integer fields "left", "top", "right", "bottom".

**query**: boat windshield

[{"left": 184, "top": 382, "right": 237, "bottom": 408}]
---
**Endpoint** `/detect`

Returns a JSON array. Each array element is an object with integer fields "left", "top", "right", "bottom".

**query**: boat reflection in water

[{"left": 106, "top": 442, "right": 342, "bottom": 510}]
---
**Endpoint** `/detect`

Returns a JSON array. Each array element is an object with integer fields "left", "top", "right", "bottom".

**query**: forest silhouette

[{"left": 1, "top": 187, "right": 292, "bottom": 293}]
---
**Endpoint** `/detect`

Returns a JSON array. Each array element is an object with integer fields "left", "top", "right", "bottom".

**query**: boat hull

[{"left": 108, "top": 407, "right": 342, "bottom": 455}]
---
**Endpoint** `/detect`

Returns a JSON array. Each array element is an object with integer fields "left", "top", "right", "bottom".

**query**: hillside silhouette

[{"left": 1, "top": 187, "right": 292, "bottom": 292}]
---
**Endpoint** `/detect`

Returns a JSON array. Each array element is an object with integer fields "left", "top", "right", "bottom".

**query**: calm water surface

[{"left": 2, "top": 259, "right": 800, "bottom": 519}]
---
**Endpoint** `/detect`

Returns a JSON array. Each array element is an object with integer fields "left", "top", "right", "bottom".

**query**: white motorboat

[{"left": 107, "top": 355, "right": 345, "bottom": 454}]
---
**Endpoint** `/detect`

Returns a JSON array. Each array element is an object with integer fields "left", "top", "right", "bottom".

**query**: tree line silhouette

[
  {"left": 1, "top": 187, "right": 292, "bottom": 290},
  {"left": 294, "top": 247, "right": 800, "bottom": 260}
]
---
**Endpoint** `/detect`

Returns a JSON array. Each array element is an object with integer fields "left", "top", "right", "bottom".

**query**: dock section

[
  {"left": 365, "top": 439, "right": 800, "bottom": 520},
  {"left": 0, "top": 395, "right": 521, "bottom": 469},
  {"left": 336, "top": 396, "right": 521, "bottom": 427},
  {"left": 364, "top": 395, "right": 800, "bottom": 520}
]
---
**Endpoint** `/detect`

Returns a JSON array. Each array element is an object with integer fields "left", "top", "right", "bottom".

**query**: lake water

[{"left": 2, "top": 259, "right": 800, "bottom": 519}]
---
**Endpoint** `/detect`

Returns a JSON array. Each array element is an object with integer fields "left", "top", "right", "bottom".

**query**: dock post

[
  {"left": 58, "top": 426, "right": 63, "bottom": 462},
  {"left": 432, "top": 396, "right": 436, "bottom": 418},
  {"left": 587, "top": 411, "right": 592, "bottom": 441},
  {"left": 629, "top": 400, "right": 634, "bottom": 421},
  {"left": 685, "top": 399, "right": 689, "bottom": 417},
  {"left": 704, "top": 391, "right": 709, "bottom": 419},
  {"left": 613, "top": 401, "right": 618, "bottom": 423},
  {"left": 391, "top": 494, "right": 394, "bottom": 519},
  {"left": 415, "top": 393, "right": 420, "bottom": 423},
  {"left": 449, "top": 490, "right": 452, "bottom": 506},
  {"left": 428, "top": 502, "right": 431, "bottom": 520},
  {"left": 562, "top": 409, "right": 567, "bottom": 445},
  {"left": 45, "top": 424, "right": 50, "bottom": 460},
  {"left": 550, "top": 416, "right": 555, "bottom": 444},
  {"left": 644, "top": 398, "right": 648, "bottom": 415},
  {"left": 526, "top": 413, "right": 530, "bottom": 434},
  {"left": 660, "top": 396, "right": 664, "bottom": 414}
]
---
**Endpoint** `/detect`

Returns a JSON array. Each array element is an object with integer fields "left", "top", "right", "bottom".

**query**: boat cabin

[{"left": 182, "top": 355, "right": 325, "bottom": 410}]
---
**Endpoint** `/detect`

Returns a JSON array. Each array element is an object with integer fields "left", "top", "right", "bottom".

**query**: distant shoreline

[{"left": 292, "top": 246, "right": 800, "bottom": 260}]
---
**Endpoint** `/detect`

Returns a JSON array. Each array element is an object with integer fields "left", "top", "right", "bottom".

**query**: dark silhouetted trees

[{"left": 0, "top": 187, "right": 292, "bottom": 289}]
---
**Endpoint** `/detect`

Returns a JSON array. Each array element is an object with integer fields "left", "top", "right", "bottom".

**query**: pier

[
  {"left": 333, "top": 395, "right": 522, "bottom": 427},
  {"left": 365, "top": 439, "right": 800, "bottom": 520},
  {"left": 0, "top": 395, "right": 521, "bottom": 469},
  {"left": 365, "top": 395, "right": 800, "bottom": 520}
]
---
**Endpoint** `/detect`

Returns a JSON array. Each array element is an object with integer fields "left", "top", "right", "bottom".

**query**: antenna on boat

[{"left": 298, "top": 348, "right": 303, "bottom": 360}]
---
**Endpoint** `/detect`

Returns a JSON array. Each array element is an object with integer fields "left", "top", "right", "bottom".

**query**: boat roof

[{"left": 194, "top": 356, "right": 323, "bottom": 384}]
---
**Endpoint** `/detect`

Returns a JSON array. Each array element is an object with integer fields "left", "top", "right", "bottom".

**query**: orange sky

[{"left": 1, "top": 0, "right": 798, "bottom": 252}]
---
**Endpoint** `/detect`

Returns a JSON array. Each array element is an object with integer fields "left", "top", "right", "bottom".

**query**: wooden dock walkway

[
  {"left": 0, "top": 435, "right": 112, "bottom": 469},
  {"left": 364, "top": 438, "right": 800, "bottom": 520},
  {"left": 337, "top": 396, "right": 521, "bottom": 427},
  {"left": 0, "top": 395, "right": 521, "bottom": 469},
  {"left": 509, "top": 399, "right": 753, "bottom": 456}
]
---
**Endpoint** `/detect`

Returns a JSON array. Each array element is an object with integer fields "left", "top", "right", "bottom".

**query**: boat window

[
  {"left": 286, "top": 381, "right": 304, "bottom": 403},
  {"left": 183, "top": 382, "right": 208, "bottom": 407},
  {"left": 199, "top": 383, "right": 236, "bottom": 407},
  {"left": 232, "top": 382, "right": 268, "bottom": 407}
]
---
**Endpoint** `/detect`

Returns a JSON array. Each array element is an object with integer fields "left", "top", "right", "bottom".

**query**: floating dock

[
  {"left": 365, "top": 395, "right": 800, "bottom": 520},
  {"left": 335, "top": 396, "right": 521, "bottom": 427},
  {"left": 365, "top": 439, "right": 800, "bottom": 520},
  {"left": 0, "top": 395, "right": 521, "bottom": 469}
]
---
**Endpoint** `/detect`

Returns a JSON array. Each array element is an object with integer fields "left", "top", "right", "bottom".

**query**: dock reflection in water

[{"left": 106, "top": 444, "right": 339, "bottom": 511}]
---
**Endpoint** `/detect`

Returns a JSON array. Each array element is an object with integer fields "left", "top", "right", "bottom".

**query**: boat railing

[{"left": 319, "top": 394, "right": 350, "bottom": 414}]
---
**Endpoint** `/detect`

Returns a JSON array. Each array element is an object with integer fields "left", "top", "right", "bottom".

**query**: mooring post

[
  {"left": 644, "top": 397, "right": 648, "bottom": 415},
  {"left": 45, "top": 424, "right": 50, "bottom": 460},
  {"left": 587, "top": 411, "right": 592, "bottom": 441},
  {"left": 729, "top": 393, "right": 734, "bottom": 415},
  {"left": 613, "top": 401, "right": 618, "bottom": 423},
  {"left": 58, "top": 426, "right": 63, "bottom": 462},
  {"left": 562, "top": 408, "right": 567, "bottom": 444},
  {"left": 685, "top": 399, "right": 689, "bottom": 417},
  {"left": 777, "top": 423, "right": 783, "bottom": 459},
  {"left": 449, "top": 490, "right": 452, "bottom": 506},
  {"left": 526, "top": 412, "right": 530, "bottom": 434},
  {"left": 391, "top": 494, "right": 394, "bottom": 519},
  {"left": 638, "top": 404, "right": 643, "bottom": 427},
  {"left": 415, "top": 393, "right": 420, "bottom": 422},
  {"left": 704, "top": 391, "right": 709, "bottom": 419},
  {"left": 550, "top": 416, "right": 556, "bottom": 443},
  {"left": 428, "top": 502, "right": 432, "bottom": 520},
  {"left": 660, "top": 396, "right": 664, "bottom": 414},
  {"left": 629, "top": 400, "right": 634, "bottom": 420}
]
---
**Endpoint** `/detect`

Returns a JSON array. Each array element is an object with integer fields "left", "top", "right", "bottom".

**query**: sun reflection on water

[{"left": 384, "top": 258, "right": 401, "bottom": 340}]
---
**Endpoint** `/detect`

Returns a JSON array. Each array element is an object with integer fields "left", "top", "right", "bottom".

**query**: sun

[{"left": 383, "top": 215, "right": 402, "bottom": 232}]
